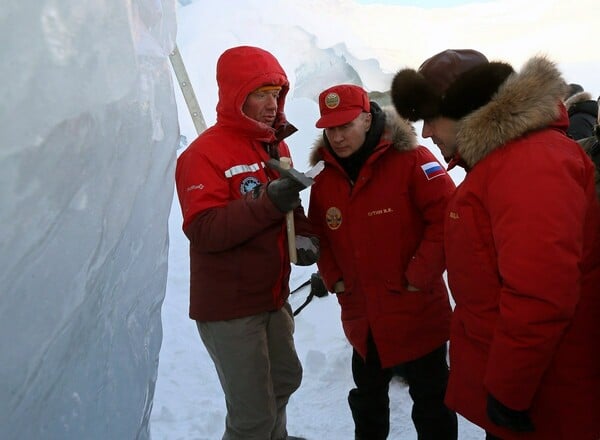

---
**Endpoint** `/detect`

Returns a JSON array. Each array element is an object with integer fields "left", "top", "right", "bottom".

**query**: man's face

[
  {"left": 422, "top": 116, "right": 459, "bottom": 162},
  {"left": 242, "top": 89, "right": 280, "bottom": 126},
  {"left": 324, "top": 112, "right": 372, "bottom": 158}
]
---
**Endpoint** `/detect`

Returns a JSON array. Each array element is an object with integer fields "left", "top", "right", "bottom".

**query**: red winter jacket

[
  {"left": 308, "top": 108, "right": 455, "bottom": 368},
  {"left": 443, "top": 56, "right": 600, "bottom": 439},
  {"left": 175, "top": 46, "right": 312, "bottom": 322}
]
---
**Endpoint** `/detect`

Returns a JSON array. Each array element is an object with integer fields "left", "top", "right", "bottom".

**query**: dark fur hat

[
  {"left": 391, "top": 49, "right": 515, "bottom": 121},
  {"left": 391, "top": 69, "right": 442, "bottom": 121},
  {"left": 440, "top": 61, "right": 515, "bottom": 119}
]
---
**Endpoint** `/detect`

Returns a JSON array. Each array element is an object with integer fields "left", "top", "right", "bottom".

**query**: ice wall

[{"left": 0, "top": 1, "right": 178, "bottom": 438}]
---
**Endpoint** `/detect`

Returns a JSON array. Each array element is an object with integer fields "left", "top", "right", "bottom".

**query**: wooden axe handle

[{"left": 279, "top": 157, "right": 297, "bottom": 264}]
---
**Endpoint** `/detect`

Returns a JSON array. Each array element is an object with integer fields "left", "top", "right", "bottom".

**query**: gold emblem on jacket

[{"left": 326, "top": 207, "right": 342, "bottom": 230}]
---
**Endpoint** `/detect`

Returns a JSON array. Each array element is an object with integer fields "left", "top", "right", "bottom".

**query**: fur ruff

[
  {"left": 564, "top": 91, "right": 593, "bottom": 110},
  {"left": 456, "top": 56, "right": 569, "bottom": 168}
]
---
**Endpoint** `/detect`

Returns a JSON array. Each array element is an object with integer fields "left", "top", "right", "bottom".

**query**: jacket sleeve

[
  {"left": 308, "top": 184, "right": 343, "bottom": 292},
  {"left": 483, "top": 146, "right": 588, "bottom": 411},
  {"left": 405, "top": 147, "right": 456, "bottom": 290},
  {"left": 175, "top": 149, "right": 284, "bottom": 252},
  {"left": 283, "top": 141, "right": 317, "bottom": 238}
]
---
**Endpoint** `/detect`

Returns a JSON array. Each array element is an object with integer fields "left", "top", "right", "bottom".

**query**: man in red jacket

[
  {"left": 308, "top": 84, "right": 457, "bottom": 439},
  {"left": 175, "top": 46, "right": 317, "bottom": 440},
  {"left": 392, "top": 49, "right": 600, "bottom": 439}
]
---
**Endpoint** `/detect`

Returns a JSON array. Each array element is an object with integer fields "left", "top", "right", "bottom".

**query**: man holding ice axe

[{"left": 175, "top": 45, "right": 317, "bottom": 440}]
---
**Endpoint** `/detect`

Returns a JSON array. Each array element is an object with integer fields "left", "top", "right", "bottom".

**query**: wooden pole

[
  {"left": 169, "top": 45, "right": 206, "bottom": 135},
  {"left": 279, "top": 157, "right": 297, "bottom": 264}
]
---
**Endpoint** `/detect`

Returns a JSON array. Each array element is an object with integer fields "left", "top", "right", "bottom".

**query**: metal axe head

[{"left": 266, "top": 158, "right": 314, "bottom": 188}]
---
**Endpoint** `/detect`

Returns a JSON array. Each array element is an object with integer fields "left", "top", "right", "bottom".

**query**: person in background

[
  {"left": 577, "top": 95, "right": 600, "bottom": 198},
  {"left": 564, "top": 82, "right": 598, "bottom": 140},
  {"left": 308, "top": 84, "right": 457, "bottom": 440},
  {"left": 392, "top": 49, "right": 600, "bottom": 439},
  {"left": 175, "top": 45, "right": 318, "bottom": 440}
]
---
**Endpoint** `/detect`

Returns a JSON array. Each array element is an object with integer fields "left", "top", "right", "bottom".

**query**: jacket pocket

[{"left": 384, "top": 278, "right": 409, "bottom": 295}]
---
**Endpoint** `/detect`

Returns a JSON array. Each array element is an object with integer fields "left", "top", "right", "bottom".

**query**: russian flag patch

[{"left": 420, "top": 161, "right": 446, "bottom": 180}]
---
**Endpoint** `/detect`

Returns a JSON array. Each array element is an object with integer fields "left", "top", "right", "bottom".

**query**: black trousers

[{"left": 348, "top": 334, "right": 457, "bottom": 439}]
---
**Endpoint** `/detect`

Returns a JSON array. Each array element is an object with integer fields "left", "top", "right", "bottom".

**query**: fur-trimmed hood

[
  {"left": 456, "top": 56, "right": 569, "bottom": 168},
  {"left": 564, "top": 91, "right": 598, "bottom": 118},
  {"left": 309, "top": 106, "right": 418, "bottom": 166},
  {"left": 565, "top": 91, "right": 594, "bottom": 110}
]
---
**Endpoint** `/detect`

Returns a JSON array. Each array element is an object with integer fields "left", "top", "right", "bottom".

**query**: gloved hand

[
  {"left": 333, "top": 280, "right": 345, "bottom": 294},
  {"left": 295, "top": 236, "right": 320, "bottom": 266},
  {"left": 487, "top": 393, "right": 535, "bottom": 433},
  {"left": 310, "top": 272, "right": 328, "bottom": 297},
  {"left": 266, "top": 177, "right": 305, "bottom": 212}
]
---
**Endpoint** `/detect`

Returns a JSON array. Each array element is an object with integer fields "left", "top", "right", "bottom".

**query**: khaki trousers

[{"left": 197, "top": 303, "right": 302, "bottom": 440}]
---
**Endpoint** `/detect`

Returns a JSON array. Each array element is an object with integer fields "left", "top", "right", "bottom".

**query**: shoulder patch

[
  {"left": 240, "top": 176, "right": 261, "bottom": 194},
  {"left": 420, "top": 161, "right": 446, "bottom": 180}
]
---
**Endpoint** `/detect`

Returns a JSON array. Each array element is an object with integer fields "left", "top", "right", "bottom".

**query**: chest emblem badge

[{"left": 326, "top": 206, "right": 342, "bottom": 230}]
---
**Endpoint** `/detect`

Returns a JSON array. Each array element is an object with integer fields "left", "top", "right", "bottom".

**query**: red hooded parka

[
  {"left": 175, "top": 46, "right": 312, "bottom": 322},
  {"left": 443, "top": 56, "right": 600, "bottom": 439}
]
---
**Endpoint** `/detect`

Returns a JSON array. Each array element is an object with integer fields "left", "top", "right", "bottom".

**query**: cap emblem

[{"left": 324, "top": 93, "right": 340, "bottom": 109}]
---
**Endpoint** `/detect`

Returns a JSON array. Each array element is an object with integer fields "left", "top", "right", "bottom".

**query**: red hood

[{"left": 215, "top": 46, "right": 290, "bottom": 143}]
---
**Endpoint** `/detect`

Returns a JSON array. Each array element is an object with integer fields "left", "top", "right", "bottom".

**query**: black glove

[
  {"left": 266, "top": 177, "right": 304, "bottom": 212},
  {"left": 295, "top": 236, "right": 319, "bottom": 266},
  {"left": 310, "top": 272, "right": 328, "bottom": 297},
  {"left": 487, "top": 393, "right": 535, "bottom": 433}
]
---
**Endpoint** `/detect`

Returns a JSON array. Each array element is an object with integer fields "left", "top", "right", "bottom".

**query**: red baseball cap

[{"left": 315, "top": 84, "right": 370, "bottom": 128}]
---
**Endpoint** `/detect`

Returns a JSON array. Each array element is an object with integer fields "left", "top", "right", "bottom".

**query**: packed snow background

[{"left": 151, "top": 1, "right": 599, "bottom": 439}]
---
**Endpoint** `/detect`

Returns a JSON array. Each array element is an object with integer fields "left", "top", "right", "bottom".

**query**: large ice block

[{"left": 0, "top": 1, "right": 179, "bottom": 438}]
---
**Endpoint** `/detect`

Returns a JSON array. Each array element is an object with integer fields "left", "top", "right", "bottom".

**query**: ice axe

[
  {"left": 266, "top": 158, "right": 317, "bottom": 188},
  {"left": 266, "top": 158, "right": 324, "bottom": 263}
]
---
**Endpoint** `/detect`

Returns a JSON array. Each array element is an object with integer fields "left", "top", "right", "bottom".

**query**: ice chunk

[{"left": 0, "top": 0, "right": 179, "bottom": 438}]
